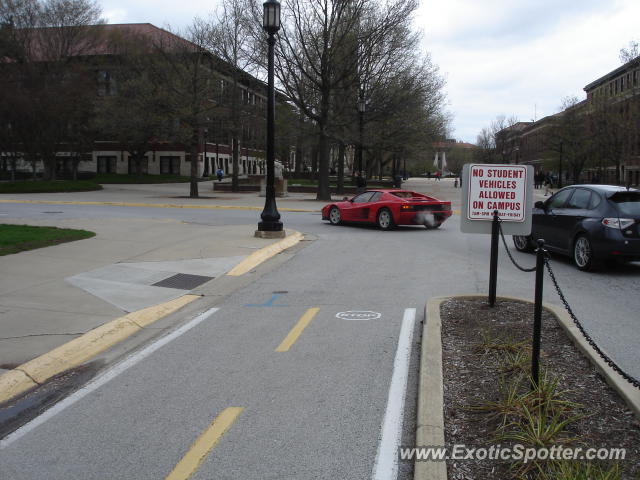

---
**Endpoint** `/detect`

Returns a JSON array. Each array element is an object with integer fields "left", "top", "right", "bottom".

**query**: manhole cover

[
  {"left": 336, "top": 311, "right": 382, "bottom": 321},
  {"left": 153, "top": 273, "right": 214, "bottom": 290}
]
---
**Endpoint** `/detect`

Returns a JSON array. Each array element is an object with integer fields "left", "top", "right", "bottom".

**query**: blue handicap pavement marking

[{"left": 245, "top": 293, "right": 289, "bottom": 307}]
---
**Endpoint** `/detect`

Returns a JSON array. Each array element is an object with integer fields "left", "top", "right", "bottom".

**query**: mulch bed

[{"left": 441, "top": 298, "right": 640, "bottom": 479}]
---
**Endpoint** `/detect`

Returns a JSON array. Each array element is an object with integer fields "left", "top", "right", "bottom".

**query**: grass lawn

[
  {"left": 0, "top": 224, "right": 96, "bottom": 256},
  {"left": 0, "top": 180, "right": 102, "bottom": 194},
  {"left": 92, "top": 173, "right": 209, "bottom": 184}
]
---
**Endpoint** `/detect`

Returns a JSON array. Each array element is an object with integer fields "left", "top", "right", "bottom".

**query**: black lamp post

[
  {"left": 256, "top": 0, "right": 284, "bottom": 237},
  {"left": 357, "top": 98, "right": 366, "bottom": 173}
]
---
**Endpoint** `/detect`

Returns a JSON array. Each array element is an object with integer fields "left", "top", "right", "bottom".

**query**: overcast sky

[{"left": 101, "top": 0, "right": 640, "bottom": 144}]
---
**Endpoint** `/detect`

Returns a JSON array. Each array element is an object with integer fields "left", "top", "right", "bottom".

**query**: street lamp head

[{"left": 263, "top": 0, "right": 281, "bottom": 35}]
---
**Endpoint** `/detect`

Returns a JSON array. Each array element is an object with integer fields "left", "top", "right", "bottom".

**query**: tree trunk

[
  {"left": 337, "top": 142, "right": 345, "bottom": 195},
  {"left": 311, "top": 145, "right": 318, "bottom": 178},
  {"left": 316, "top": 127, "right": 331, "bottom": 201},
  {"left": 47, "top": 158, "right": 57, "bottom": 181},
  {"left": 231, "top": 136, "right": 239, "bottom": 192},
  {"left": 190, "top": 130, "right": 199, "bottom": 198}
]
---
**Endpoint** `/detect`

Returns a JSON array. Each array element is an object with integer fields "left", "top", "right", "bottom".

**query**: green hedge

[{"left": 0, "top": 180, "right": 103, "bottom": 194}]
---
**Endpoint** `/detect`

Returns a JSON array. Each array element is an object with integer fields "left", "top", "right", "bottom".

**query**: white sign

[
  {"left": 460, "top": 163, "right": 533, "bottom": 235},
  {"left": 336, "top": 311, "right": 382, "bottom": 321},
  {"left": 467, "top": 164, "right": 527, "bottom": 221}
]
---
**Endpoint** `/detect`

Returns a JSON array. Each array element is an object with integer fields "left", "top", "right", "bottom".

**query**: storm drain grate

[{"left": 152, "top": 273, "right": 214, "bottom": 290}]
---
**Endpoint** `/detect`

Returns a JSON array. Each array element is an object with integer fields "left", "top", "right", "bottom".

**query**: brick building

[
  {"left": 1, "top": 23, "right": 283, "bottom": 179},
  {"left": 497, "top": 56, "right": 640, "bottom": 186}
]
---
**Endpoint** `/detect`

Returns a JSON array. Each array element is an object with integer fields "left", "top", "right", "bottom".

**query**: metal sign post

[
  {"left": 531, "top": 239, "right": 546, "bottom": 388},
  {"left": 461, "top": 164, "right": 534, "bottom": 306},
  {"left": 488, "top": 211, "right": 499, "bottom": 307}
]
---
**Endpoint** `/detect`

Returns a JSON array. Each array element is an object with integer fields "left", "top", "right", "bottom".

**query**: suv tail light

[{"left": 602, "top": 218, "right": 635, "bottom": 230}]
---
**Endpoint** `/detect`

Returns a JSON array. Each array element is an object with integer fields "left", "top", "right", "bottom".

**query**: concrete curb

[
  {"left": 0, "top": 295, "right": 199, "bottom": 404},
  {"left": 0, "top": 230, "right": 306, "bottom": 406},
  {"left": 0, "top": 199, "right": 316, "bottom": 213},
  {"left": 414, "top": 297, "right": 448, "bottom": 480},
  {"left": 227, "top": 230, "right": 304, "bottom": 276},
  {"left": 452, "top": 294, "right": 640, "bottom": 419},
  {"left": 415, "top": 294, "right": 640, "bottom": 480}
]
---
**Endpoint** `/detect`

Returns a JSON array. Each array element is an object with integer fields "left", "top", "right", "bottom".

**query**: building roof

[{"left": 583, "top": 56, "right": 640, "bottom": 92}]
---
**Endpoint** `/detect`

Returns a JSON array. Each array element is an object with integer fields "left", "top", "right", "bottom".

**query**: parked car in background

[
  {"left": 513, "top": 185, "right": 640, "bottom": 271},
  {"left": 321, "top": 189, "right": 452, "bottom": 230}
]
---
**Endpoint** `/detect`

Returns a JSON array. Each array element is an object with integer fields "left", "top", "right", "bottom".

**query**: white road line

[
  {"left": 0, "top": 307, "right": 220, "bottom": 450},
  {"left": 372, "top": 308, "right": 416, "bottom": 480}
]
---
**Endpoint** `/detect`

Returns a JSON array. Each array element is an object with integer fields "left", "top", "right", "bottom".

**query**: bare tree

[
  {"left": 475, "top": 127, "right": 496, "bottom": 163},
  {"left": 546, "top": 96, "right": 590, "bottom": 184},
  {"left": 620, "top": 40, "right": 639, "bottom": 64},
  {"left": 201, "top": 0, "right": 261, "bottom": 191},
  {"left": 0, "top": 0, "right": 103, "bottom": 180},
  {"left": 274, "top": 0, "right": 419, "bottom": 200},
  {"left": 146, "top": 23, "right": 221, "bottom": 197}
]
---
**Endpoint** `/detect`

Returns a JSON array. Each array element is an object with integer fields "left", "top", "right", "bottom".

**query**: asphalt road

[{"left": 0, "top": 181, "right": 638, "bottom": 479}]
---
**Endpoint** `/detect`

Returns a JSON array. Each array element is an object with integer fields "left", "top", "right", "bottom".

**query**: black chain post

[
  {"left": 545, "top": 258, "right": 640, "bottom": 389},
  {"left": 488, "top": 211, "right": 499, "bottom": 307},
  {"left": 531, "top": 239, "right": 546, "bottom": 389},
  {"left": 495, "top": 219, "right": 640, "bottom": 390}
]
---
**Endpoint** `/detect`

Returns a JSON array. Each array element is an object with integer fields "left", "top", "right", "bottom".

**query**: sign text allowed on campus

[{"left": 467, "top": 164, "right": 528, "bottom": 222}]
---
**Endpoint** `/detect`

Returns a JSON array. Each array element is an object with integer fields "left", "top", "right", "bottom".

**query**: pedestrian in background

[
  {"left": 544, "top": 174, "right": 552, "bottom": 196},
  {"left": 216, "top": 168, "right": 224, "bottom": 182},
  {"left": 355, "top": 171, "right": 367, "bottom": 193}
]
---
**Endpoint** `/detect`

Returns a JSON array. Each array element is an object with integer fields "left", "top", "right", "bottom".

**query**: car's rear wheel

[
  {"left": 376, "top": 208, "right": 394, "bottom": 230},
  {"left": 573, "top": 234, "right": 598, "bottom": 271},
  {"left": 513, "top": 235, "right": 533, "bottom": 252},
  {"left": 328, "top": 206, "right": 341, "bottom": 225}
]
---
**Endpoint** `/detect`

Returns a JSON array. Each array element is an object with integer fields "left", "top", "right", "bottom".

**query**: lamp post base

[{"left": 255, "top": 227, "right": 286, "bottom": 239}]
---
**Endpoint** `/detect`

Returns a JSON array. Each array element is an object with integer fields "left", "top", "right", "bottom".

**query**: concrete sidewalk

[{"left": 0, "top": 183, "right": 328, "bottom": 383}]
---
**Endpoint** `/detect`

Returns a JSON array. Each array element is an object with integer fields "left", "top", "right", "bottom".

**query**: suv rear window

[{"left": 610, "top": 191, "right": 640, "bottom": 216}]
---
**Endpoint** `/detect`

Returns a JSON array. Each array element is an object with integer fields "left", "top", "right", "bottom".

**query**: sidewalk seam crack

[{"left": 15, "top": 368, "right": 42, "bottom": 386}]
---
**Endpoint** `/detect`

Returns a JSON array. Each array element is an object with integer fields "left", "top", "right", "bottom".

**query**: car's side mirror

[{"left": 534, "top": 200, "right": 546, "bottom": 210}]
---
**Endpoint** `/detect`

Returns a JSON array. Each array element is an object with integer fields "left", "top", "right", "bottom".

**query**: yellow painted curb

[
  {"left": 0, "top": 370, "right": 39, "bottom": 405},
  {"left": 227, "top": 230, "right": 304, "bottom": 276},
  {"left": 0, "top": 199, "right": 315, "bottom": 213},
  {"left": 0, "top": 294, "right": 199, "bottom": 404}
]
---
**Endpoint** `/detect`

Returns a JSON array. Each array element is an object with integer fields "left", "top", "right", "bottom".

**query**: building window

[
  {"left": 160, "top": 156, "right": 180, "bottom": 174},
  {"left": 97, "top": 156, "right": 117, "bottom": 173},
  {"left": 97, "top": 70, "right": 116, "bottom": 96}
]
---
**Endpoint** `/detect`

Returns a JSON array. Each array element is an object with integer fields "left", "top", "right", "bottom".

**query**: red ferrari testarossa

[{"left": 321, "top": 189, "right": 452, "bottom": 230}]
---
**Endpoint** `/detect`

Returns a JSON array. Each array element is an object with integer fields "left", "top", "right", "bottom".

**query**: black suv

[{"left": 513, "top": 185, "right": 640, "bottom": 271}]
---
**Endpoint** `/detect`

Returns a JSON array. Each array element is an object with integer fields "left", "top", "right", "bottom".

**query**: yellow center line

[
  {"left": 165, "top": 407, "right": 244, "bottom": 480},
  {"left": 275, "top": 308, "right": 320, "bottom": 352}
]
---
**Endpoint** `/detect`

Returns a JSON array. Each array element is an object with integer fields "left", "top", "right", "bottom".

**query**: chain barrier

[
  {"left": 495, "top": 216, "right": 640, "bottom": 389},
  {"left": 544, "top": 258, "right": 640, "bottom": 389},
  {"left": 497, "top": 221, "right": 537, "bottom": 272}
]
